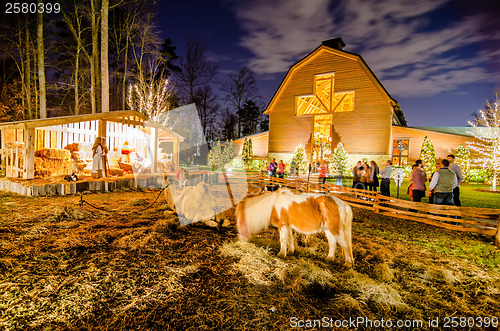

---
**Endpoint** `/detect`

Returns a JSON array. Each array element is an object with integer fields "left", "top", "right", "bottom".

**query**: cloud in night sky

[{"left": 233, "top": 0, "right": 500, "bottom": 98}]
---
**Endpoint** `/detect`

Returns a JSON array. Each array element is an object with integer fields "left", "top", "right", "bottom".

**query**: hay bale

[
  {"left": 35, "top": 148, "right": 73, "bottom": 176},
  {"left": 108, "top": 168, "right": 124, "bottom": 176},
  {"left": 65, "top": 143, "right": 80, "bottom": 152},
  {"left": 34, "top": 157, "right": 44, "bottom": 169},
  {"left": 35, "top": 148, "right": 71, "bottom": 159}
]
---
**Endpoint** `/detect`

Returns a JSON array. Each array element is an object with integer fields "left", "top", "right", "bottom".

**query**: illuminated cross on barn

[{"left": 295, "top": 73, "right": 355, "bottom": 161}]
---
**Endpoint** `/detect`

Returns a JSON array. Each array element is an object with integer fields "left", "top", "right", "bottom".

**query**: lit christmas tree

[
  {"left": 329, "top": 142, "right": 349, "bottom": 176},
  {"left": 419, "top": 136, "right": 436, "bottom": 178},
  {"left": 291, "top": 144, "right": 308, "bottom": 174},
  {"left": 455, "top": 144, "right": 471, "bottom": 183},
  {"left": 222, "top": 140, "right": 234, "bottom": 168},
  {"left": 209, "top": 140, "right": 222, "bottom": 169},
  {"left": 467, "top": 94, "right": 500, "bottom": 190},
  {"left": 242, "top": 137, "right": 253, "bottom": 170}
]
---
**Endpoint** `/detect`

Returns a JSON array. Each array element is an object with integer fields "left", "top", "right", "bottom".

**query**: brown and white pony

[{"left": 236, "top": 188, "right": 354, "bottom": 266}]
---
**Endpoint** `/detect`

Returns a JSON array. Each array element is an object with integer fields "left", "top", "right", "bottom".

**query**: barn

[{"left": 235, "top": 38, "right": 478, "bottom": 167}]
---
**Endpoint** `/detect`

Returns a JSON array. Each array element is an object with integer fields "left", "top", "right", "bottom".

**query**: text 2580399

[{"left": 5, "top": 2, "right": 60, "bottom": 14}]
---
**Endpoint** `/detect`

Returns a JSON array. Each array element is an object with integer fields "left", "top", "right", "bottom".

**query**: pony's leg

[
  {"left": 336, "top": 230, "right": 354, "bottom": 267},
  {"left": 324, "top": 229, "right": 338, "bottom": 262},
  {"left": 287, "top": 227, "right": 295, "bottom": 255},
  {"left": 277, "top": 226, "right": 288, "bottom": 258}
]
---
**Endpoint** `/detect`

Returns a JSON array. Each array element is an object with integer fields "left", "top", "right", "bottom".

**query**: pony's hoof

[
  {"left": 344, "top": 261, "right": 354, "bottom": 269},
  {"left": 277, "top": 252, "right": 287, "bottom": 259},
  {"left": 325, "top": 257, "right": 335, "bottom": 263}
]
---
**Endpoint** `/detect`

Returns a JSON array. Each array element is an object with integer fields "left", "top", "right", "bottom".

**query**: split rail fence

[{"left": 243, "top": 173, "right": 500, "bottom": 247}]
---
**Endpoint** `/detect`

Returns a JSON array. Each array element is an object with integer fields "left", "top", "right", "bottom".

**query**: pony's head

[{"left": 236, "top": 192, "right": 279, "bottom": 241}]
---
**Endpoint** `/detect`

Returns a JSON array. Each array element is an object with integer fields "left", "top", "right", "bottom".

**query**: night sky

[{"left": 157, "top": 0, "right": 500, "bottom": 127}]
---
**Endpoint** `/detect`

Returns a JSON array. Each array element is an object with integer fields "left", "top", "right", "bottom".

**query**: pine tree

[
  {"left": 222, "top": 140, "right": 234, "bottom": 168},
  {"left": 467, "top": 93, "right": 500, "bottom": 190},
  {"left": 291, "top": 144, "right": 307, "bottom": 174},
  {"left": 455, "top": 144, "right": 471, "bottom": 183},
  {"left": 207, "top": 150, "right": 215, "bottom": 170},
  {"left": 419, "top": 136, "right": 436, "bottom": 178},
  {"left": 242, "top": 137, "right": 253, "bottom": 170},
  {"left": 329, "top": 142, "right": 349, "bottom": 176}
]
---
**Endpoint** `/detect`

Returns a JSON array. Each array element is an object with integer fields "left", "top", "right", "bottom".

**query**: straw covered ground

[{"left": 0, "top": 186, "right": 499, "bottom": 330}]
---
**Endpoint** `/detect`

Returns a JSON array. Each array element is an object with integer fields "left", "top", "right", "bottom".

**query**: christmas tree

[
  {"left": 291, "top": 144, "right": 308, "bottom": 174},
  {"left": 222, "top": 140, "right": 234, "bottom": 168},
  {"left": 329, "top": 142, "right": 349, "bottom": 176},
  {"left": 455, "top": 144, "right": 471, "bottom": 183},
  {"left": 242, "top": 137, "right": 253, "bottom": 170},
  {"left": 419, "top": 136, "right": 436, "bottom": 178},
  {"left": 467, "top": 94, "right": 500, "bottom": 190},
  {"left": 208, "top": 140, "right": 222, "bottom": 169}
]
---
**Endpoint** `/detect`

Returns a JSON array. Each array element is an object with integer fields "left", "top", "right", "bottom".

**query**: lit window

[{"left": 392, "top": 139, "right": 409, "bottom": 166}]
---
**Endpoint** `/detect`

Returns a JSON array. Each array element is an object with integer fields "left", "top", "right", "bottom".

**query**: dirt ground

[{"left": 0, "top": 186, "right": 499, "bottom": 330}]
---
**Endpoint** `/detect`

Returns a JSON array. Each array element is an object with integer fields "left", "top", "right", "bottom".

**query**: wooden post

[
  {"left": 495, "top": 215, "right": 500, "bottom": 248},
  {"left": 98, "top": 120, "right": 107, "bottom": 138},
  {"left": 152, "top": 127, "right": 158, "bottom": 173},
  {"left": 23, "top": 128, "right": 35, "bottom": 179},
  {"left": 173, "top": 138, "right": 179, "bottom": 169},
  {"left": 373, "top": 193, "right": 380, "bottom": 213}
]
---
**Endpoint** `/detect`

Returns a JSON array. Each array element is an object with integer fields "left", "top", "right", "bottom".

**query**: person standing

[
  {"left": 379, "top": 160, "right": 392, "bottom": 197},
  {"left": 428, "top": 162, "right": 442, "bottom": 204},
  {"left": 91, "top": 137, "right": 106, "bottom": 178},
  {"left": 269, "top": 158, "right": 278, "bottom": 177},
  {"left": 447, "top": 154, "right": 463, "bottom": 206},
  {"left": 319, "top": 161, "right": 328, "bottom": 184},
  {"left": 409, "top": 159, "right": 427, "bottom": 202},
  {"left": 352, "top": 161, "right": 362, "bottom": 189},
  {"left": 357, "top": 161, "right": 370, "bottom": 190},
  {"left": 278, "top": 160, "right": 286, "bottom": 179},
  {"left": 368, "top": 161, "right": 379, "bottom": 191},
  {"left": 428, "top": 159, "right": 458, "bottom": 205}
]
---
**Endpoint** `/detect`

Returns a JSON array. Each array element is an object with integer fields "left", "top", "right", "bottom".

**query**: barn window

[{"left": 392, "top": 139, "right": 409, "bottom": 166}]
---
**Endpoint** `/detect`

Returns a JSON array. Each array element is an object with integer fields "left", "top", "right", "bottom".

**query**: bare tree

[
  {"left": 193, "top": 85, "right": 219, "bottom": 140},
  {"left": 175, "top": 39, "right": 218, "bottom": 103},
  {"left": 222, "top": 67, "right": 258, "bottom": 137},
  {"left": 101, "top": 0, "right": 109, "bottom": 113},
  {"left": 37, "top": 0, "right": 46, "bottom": 119}
]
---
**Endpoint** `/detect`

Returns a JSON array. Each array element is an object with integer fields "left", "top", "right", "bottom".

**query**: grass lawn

[{"left": 331, "top": 178, "right": 500, "bottom": 209}]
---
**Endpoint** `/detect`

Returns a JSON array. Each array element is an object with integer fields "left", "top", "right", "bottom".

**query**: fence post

[
  {"left": 373, "top": 193, "right": 380, "bottom": 213},
  {"left": 495, "top": 215, "right": 500, "bottom": 248}
]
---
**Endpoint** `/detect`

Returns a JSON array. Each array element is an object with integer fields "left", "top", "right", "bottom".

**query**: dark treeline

[{"left": 0, "top": 0, "right": 268, "bottom": 142}]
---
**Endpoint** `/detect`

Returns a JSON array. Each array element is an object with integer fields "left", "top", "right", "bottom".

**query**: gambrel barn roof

[{"left": 264, "top": 38, "right": 407, "bottom": 126}]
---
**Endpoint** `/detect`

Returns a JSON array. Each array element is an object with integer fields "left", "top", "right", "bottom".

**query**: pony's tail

[
  {"left": 343, "top": 205, "right": 355, "bottom": 266},
  {"left": 235, "top": 200, "right": 248, "bottom": 241}
]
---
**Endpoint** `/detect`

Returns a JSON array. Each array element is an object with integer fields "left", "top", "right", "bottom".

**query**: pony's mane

[{"left": 242, "top": 192, "right": 278, "bottom": 235}]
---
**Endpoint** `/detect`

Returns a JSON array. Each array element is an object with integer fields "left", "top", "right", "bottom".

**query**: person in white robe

[{"left": 91, "top": 137, "right": 107, "bottom": 178}]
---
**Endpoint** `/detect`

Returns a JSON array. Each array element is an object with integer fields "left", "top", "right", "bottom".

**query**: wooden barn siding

[
  {"left": 234, "top": 133, "right": 269, "bottom": 157},
  {"left": 392, "top": 126, "right": 477, "bottom": 161},
  {"left": 268, "top": 49, "right": 392, "bottom": 155}
]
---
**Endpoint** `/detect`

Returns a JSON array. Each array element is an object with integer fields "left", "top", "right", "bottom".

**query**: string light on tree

[
  {"left": 242, "top": 137, "right": 253, "bottom": 170},
  {"left": 467, "top": 93, "right": 500, "bottom": 191},
  {"left": 419, "top": 136, "right": 436, "bottom": 178},
  {"left": 291, "top": 144, "right": 308, "bottom": 174},
  {"left": 329, "top": 142, "right": 349, "bottom": 176},
  {"left": 455, "top": 144, "right": 471, "bottom": 182}
]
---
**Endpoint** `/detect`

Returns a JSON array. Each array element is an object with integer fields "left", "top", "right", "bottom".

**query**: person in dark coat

[{"left": 368, "top": 161, "right": 379, "bottom": 191}]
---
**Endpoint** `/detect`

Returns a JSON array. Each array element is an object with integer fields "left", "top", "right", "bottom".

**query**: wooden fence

[{"left": 252, "top": 174, "right": 500, "bottom": 247}]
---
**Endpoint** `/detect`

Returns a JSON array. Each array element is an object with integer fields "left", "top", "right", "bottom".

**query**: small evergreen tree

[
  {"left": 222, "top": 140, "right": 234, "bottom": 168},
  {"left": 455, "top": 144, "right": 471, "bottom": 182},
  {"left": 291, "top": 144, "right": 307, "bottom": 174},
  {"left": 419, "top": 136, "right": 436, "bottom": 178},
  {"left": 207, "top": 150, "right": 215, "bottom": 170},
  {"left": 242, "top": 137, "right": 253, "bottom": 170},
  {"left": 329, "top": 142, "right": 349, "bottom": 176},
  {"left": 210, "top": 140, "right": 222, "bottom": 168}
]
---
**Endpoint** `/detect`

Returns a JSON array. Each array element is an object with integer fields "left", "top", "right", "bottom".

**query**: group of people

[
  {"left": 352, "top": 159, "right": 381, "bottom": 192},
  {"left": 407, "top": 154, "right": 462, "bottom": 206},
  {"left": 266, "top": 158, "right": 287, "bottom": 178}
]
